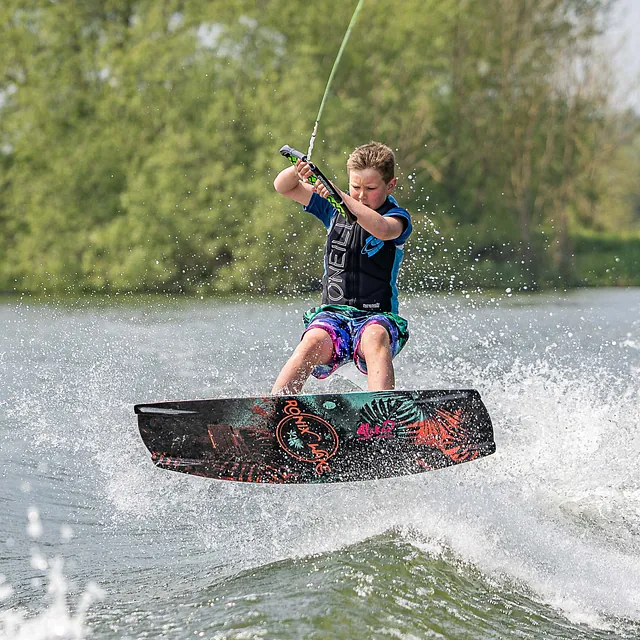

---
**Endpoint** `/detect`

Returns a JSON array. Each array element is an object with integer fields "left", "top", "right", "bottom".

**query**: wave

[{"left": 3, "top": 293, "right": 639, "bottom": 638}]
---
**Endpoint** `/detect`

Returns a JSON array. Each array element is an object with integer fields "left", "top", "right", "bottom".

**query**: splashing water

[
  {"left": 0, "top": 553, "right": 103, "bottom": 640},
  {"left": 1, "top": 289, "right": 639, "bottom": 638}
]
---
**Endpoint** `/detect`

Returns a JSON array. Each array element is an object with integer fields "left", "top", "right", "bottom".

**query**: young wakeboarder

[{"left": 271, "top": 142, "right": 412, "bottom": 395}]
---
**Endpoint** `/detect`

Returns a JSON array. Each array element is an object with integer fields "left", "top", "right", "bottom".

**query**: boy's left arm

[
  {"left": 311, "top": 177, "right": 406, "bottom": 240},
  {"left": 341, "top": 193, "right": 405, "bottom": 240}
]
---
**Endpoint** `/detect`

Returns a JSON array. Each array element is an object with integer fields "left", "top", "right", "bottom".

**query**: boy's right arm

[{"left": 273, "top": 161, "right": 315, "bottom": 207}]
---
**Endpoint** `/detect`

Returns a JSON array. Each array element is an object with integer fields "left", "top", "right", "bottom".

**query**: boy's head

[
  {"left": 347, "top": 141, "right": 397, "bottom": 210},
  {"left": 347, "top": 141, "right": 395, "bottom": 183}
]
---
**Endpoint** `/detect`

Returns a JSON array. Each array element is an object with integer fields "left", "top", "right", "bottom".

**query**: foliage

[
  {"left": 0, "top": 0, "right": 638, "bottom": 295},
  {"left": 570, "top": 231, "right": 640, "bottom": 286}
]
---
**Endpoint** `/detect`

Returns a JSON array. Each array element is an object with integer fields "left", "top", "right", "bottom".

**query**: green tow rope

[{"left": 306, "top": 0, "right": 366, "bottom": 160}]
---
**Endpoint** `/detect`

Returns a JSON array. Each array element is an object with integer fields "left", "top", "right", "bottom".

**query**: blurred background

[{"left": 1, "top": 0, "right": 638, "bottom": 297}]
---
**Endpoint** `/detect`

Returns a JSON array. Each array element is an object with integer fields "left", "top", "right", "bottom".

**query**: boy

[{"left": 271, "top": 141, "right": 412, "bottom": 395}]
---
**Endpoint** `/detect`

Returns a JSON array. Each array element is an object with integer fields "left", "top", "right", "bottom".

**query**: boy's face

[{"left": 348, "top": 168, "right": 397, "bottom": 211}]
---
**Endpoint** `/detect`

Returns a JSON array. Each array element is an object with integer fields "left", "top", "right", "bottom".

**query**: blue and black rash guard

[{"left": 303, "top": 192, "right": 412, "bottom": 314}]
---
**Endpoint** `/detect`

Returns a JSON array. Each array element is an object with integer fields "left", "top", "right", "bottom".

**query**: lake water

[{"left": 1, "top": 288, "right": 639, "bottom": 639}]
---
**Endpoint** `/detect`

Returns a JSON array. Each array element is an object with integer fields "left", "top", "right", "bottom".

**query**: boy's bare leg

[
  {"left": 358, "top": 324, "right": 395, "bottom": 391},
  {"left": 271, "top": 328, "right": 334, "bottom": 395}
]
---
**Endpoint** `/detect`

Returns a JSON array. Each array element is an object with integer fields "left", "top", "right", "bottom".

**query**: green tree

[{"left": 0, "top": 0, "right": 636, "bottom": 295}]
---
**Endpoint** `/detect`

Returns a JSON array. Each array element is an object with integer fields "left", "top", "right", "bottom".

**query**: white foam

[
  {"left": 5, "top": 294, "right": 639, "bottom": 632},
  {"left": 0, "top": 555, "right": 103, "bottom": 640}
]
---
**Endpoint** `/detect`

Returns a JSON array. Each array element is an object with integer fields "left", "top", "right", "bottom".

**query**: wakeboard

[{"left": 135, "top": 389, "right": 495, "bottom": 484}]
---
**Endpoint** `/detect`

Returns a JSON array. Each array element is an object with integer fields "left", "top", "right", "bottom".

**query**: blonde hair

[{"left": 347, "top": 141, "right": 395, "bottom": 184}]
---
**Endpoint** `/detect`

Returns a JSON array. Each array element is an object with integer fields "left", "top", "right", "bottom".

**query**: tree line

[{"left": 1, "top": 0, "right": 638, "bottom": 296}]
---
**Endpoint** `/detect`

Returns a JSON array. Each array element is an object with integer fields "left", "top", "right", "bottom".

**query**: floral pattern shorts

[{"left": 302, "top": 304, "right": 409, "bottom": 379}]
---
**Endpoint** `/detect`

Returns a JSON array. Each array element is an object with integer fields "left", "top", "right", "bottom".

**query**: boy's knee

[
  {"left": 360, "top": 324, "right": 391, "bottom": 352},
  {"left": 299, "top": 328, "right": 333, "bottom": 357}
]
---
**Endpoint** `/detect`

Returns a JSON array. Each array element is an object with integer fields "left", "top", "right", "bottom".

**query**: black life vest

[{"left": 320, "top": 198, "right": 408, "bottom": 313}]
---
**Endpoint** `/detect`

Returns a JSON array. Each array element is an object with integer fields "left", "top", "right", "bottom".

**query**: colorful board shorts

[{"left": 302, "top": 304, "right": 409, "bottom": 379}]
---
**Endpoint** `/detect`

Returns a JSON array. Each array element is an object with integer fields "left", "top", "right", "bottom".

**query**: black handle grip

[
  {"left": 279, "top": 145, "right": 307, "bottom": 163},
  {"left": 278, "top": 145, "right": 356, "bottom": 224}
]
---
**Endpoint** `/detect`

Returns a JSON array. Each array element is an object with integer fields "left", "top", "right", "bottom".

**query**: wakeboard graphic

[{"left": 135, "top": 390, "right": 495, "bottom": 484}]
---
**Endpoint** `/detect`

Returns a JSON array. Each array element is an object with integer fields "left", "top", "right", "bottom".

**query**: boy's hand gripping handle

[{"left": 279, "top": 145, "right": 357, "bottom": 224}]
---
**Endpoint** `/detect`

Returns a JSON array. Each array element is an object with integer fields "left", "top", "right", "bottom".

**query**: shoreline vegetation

[
  {"left": 2, "top": 229, "right": 638, "bottom": 298},
  {"left": 1, "top": 1, "right": 639, "bottom": 296},
  {"left": 2, "top": 274, "right": 639, "bottom": 308}
]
